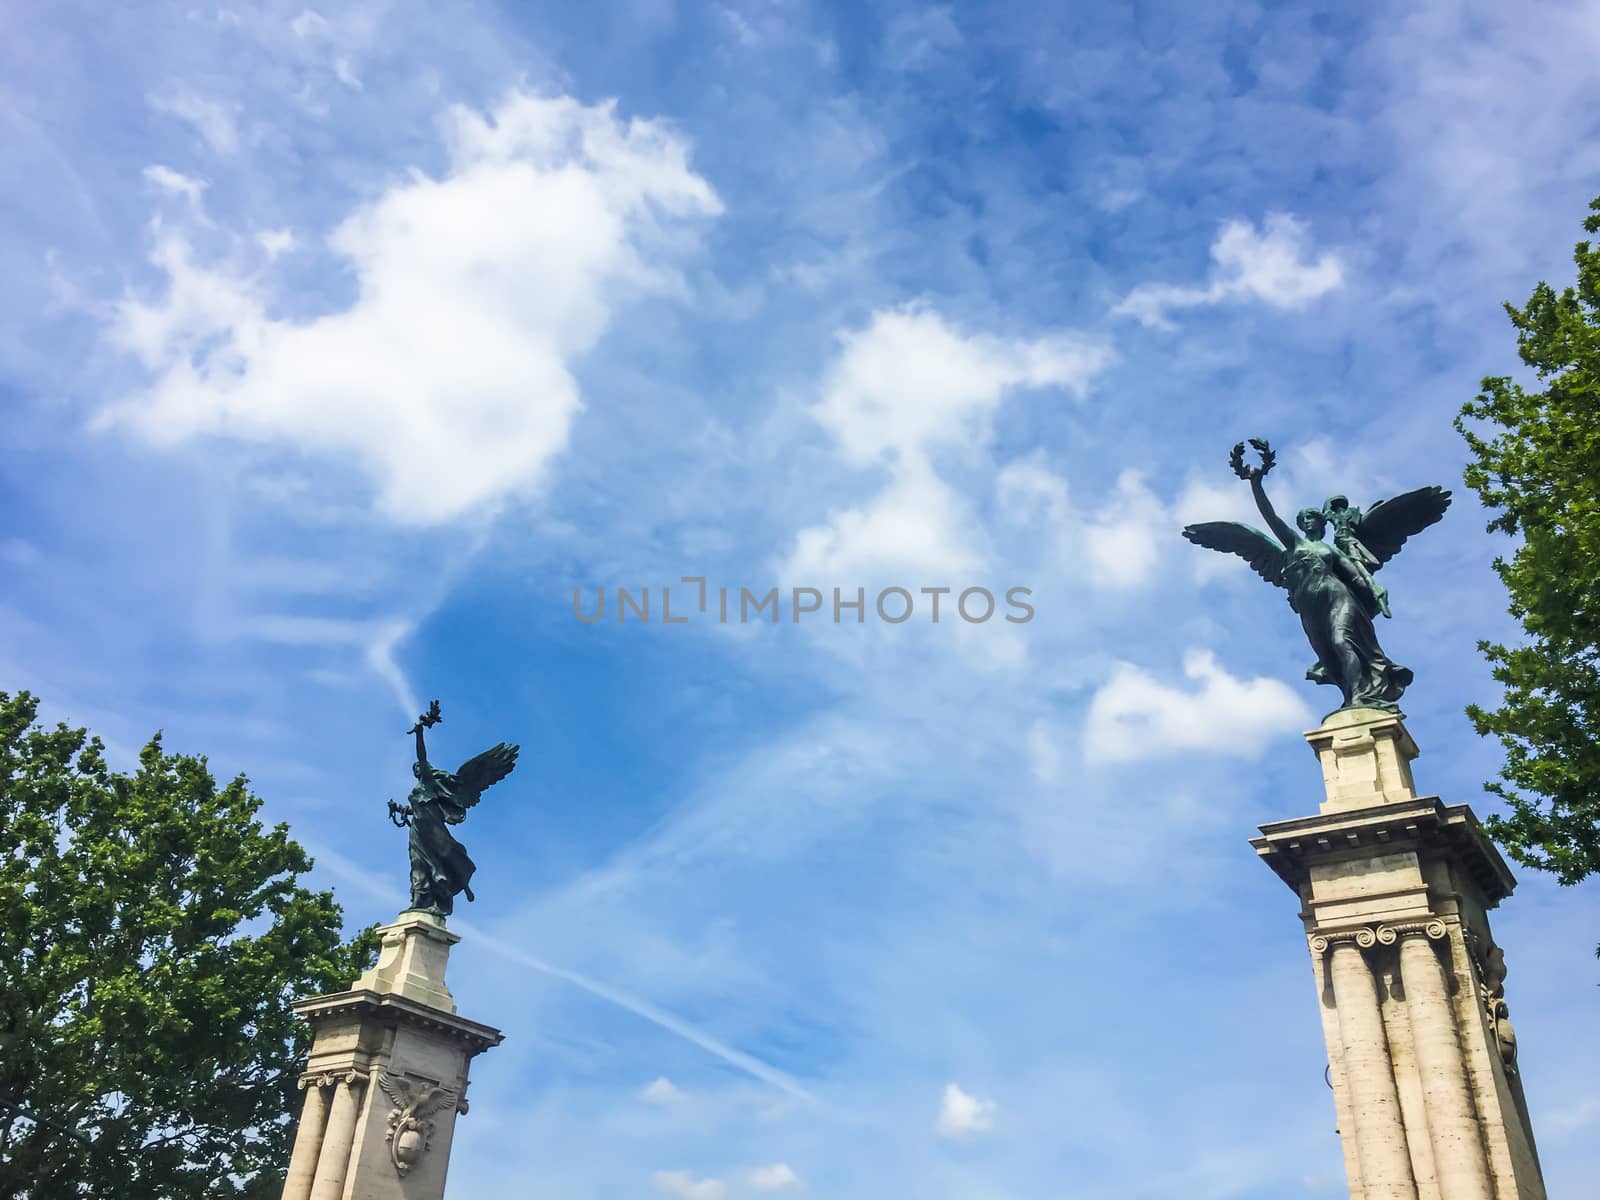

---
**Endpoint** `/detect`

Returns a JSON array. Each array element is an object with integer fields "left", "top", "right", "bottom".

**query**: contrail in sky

[{"left": 306, "top": 843, "right": 817, "bottom": 1103}]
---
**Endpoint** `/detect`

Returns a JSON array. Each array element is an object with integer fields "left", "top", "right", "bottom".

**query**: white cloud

[
  {"left": 256, "top": 228, "right": 297, "bottom": 258},
  {"left": 1084, "top": 650, "right": 1314, "bottom": 764},
  {"left": 654, "top": 1170, "right": 726, "bottom": 1200},
  {"left": 886, "top": 6, "right": 963, "bottom": 71},
  {"left": 151, "top": 91, "right": 239, "bottom": 155},
  {"left": 813, "top": 305, "right": 1109, "bottom": 467},
  {"left": 782, "top": 456, "right": 984, "bottom": 582},
  {"left": 995, "top": 452, "right": 1069, "bottom": 525},
  {"left": 936, "top": 1082, "right": 995, "bottom": 1139},
  {"left": 333, "top": 56, "right": 362, "bottom": 90},
  {"left": 786, "top": 308, "right": 1108, "bottom": 583},
  {"left": 749, "top": 1163, "right": 800, "bottom": 1190},
  {"left": 994, "top": 460, "right": 1174, "bottom": 592},
  {"left": 639, "top": 1076, "right": 686, "bottom": 1105},
  {"left": 719, "top": 6, "right": 761, "bottom": 47},
  {"left": 104, "top": 90, "right": 722, "bottom": 525},
  {"left": 363, "top": 618, "right": 418, "bottom": 717},
  {"left": 1115, "top": 213, "right": 1343, "bottom": 330},
  {"left": 1082, "top": 470, "right": 1166, "bottom": 590},
  {"left": 141, "top": 165, "right": 207, "bottom": 212},
  {"left": 290, "top": 8, "right": 329, "bottom": 38}
]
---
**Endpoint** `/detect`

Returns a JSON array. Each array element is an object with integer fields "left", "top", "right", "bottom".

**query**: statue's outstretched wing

[
  {"left": 1182, "top": 521, "right": 1291, "bottom": 592},
  {"left": 442, "top": 742, "right": 520, "bottom": 823},
  {"left": 1357, "top": 487, "right": 1452, "bottom": 568}
]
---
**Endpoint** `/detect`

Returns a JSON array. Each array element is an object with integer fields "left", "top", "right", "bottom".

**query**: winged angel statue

[
  {"left": 1182, "top": 439, "right": 1451, "bottom": 712},
  {"left": 387, "top": 700, "right": 520, "bottom": 916}
]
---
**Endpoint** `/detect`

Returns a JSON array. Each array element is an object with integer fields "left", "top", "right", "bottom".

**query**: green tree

[
  {"left": 0, "top": 690, "right": 377, "bottom": 1198},
  {"left": 1455, "top": 195, "right": 1600, "bottom": 924}
]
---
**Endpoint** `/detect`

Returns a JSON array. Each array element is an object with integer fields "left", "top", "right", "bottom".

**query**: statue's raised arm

[
  {"left": 1180, "top": 437, "right": 1451, "bottom": 713},
  {"left": 409, "top": 698, "right": 442, "bottom": 766},
  {"left": 1234, "top": 438, "right": 1300, "bottom": 550}
]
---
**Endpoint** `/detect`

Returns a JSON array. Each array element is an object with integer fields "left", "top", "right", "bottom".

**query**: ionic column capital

[
  {"left": 1309, "top": 918, "right": 1447, "bottom": 954},
  {"left": 298, "top": 1068, "right": 369, "bottom": 1091}
]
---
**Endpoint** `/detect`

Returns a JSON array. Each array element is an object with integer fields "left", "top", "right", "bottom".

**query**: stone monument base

[
  {"left": 282, "top": 912, "right": 502, "bottom": 1200},
  {"left": 1252, "top": 707, "right": 1544, "bottom": 1200}
]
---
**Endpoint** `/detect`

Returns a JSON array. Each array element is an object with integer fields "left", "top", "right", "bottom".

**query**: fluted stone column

[
  {"left": 1397, "top": 930, "right": 1494, "bottom": 1200},
  {"left": 308, "top": 1073, "right": 365, "bottom": 1200},
  {"left": 1327, "top": 939, "right": 1416, "bottom": 1199},
  {"left": 281, "top": 1078, "right": 331, "bottom": 1200},
  {"left": 1252, "top": 707, "right": 1546, "bottom": 1200}
]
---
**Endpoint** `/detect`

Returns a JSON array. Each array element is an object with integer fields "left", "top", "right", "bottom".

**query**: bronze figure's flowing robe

[
  {"left": 405, "top": 767, "right": 480, "bottom": 916},
  {"left": 1282, "top": 534, "right": 1411, "bottom": 708}
]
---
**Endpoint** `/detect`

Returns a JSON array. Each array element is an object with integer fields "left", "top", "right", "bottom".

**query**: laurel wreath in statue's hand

[
  {"left": 1229, "top": 437, "right": 1276, "bottom": 482},
  {"left": 407, "top": 698, "right": 443, "bottom": 735}
]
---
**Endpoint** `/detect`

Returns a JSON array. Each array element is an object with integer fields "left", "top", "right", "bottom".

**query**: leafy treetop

[{"left": 0, "top": 689, "right": 377, "bottom": 1199}]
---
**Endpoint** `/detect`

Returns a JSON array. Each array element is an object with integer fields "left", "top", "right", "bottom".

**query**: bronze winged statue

[
  {"left": 387, "top": 699, "right": 519, "bottom": 917},
  {"left": 1181, "top": 439, "right": 1451, "bottom": 712}
]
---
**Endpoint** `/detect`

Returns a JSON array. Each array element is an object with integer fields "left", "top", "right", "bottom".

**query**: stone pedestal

[
  {"left": 1252, "top": 708, "right": 1544, "bottom": 1200},
  {"left": 281, "top": 911, "right": 503, "bottom": 1200}
]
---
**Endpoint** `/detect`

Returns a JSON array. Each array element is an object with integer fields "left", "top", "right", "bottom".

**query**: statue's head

[
  {"left": 1297, "top": 507, "right": 1327, "bottom": 538},
  {"left": 412, "top": 761, "right": 425, "bottom": 780}
]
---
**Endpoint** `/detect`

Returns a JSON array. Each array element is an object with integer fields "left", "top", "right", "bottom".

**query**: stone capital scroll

[{"left": 1308, "top": 918, "right": 1448, "bottom": 954}]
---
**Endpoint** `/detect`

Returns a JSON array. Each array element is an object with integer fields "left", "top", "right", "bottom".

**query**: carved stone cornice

[
  {"left": 1253, "top": 798, "right": 1516, "bottom": 904},
  {"left": 292, "top": 988, "right": 504, "bottom": 1056}
]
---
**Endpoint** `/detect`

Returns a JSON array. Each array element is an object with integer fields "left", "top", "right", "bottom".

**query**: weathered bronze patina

[
  {"left": 387, "top": 700, "right": 519, "bottom": 917},
  {"left": 1182, "top": 438, "right": 1451, "bottom": 711}
]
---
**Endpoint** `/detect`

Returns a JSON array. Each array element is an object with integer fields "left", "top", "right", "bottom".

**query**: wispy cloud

[
  {"left": 150, "top": 90, "right": 239, "bottom": 155},
  {"left": 1115, "top": 214, "right": 1343, "bottom": 330},
  {"left": 5, "top": 1, "right": 1599, "bottom": 1197},
  {"left": 748, "top": 1162, "right": 799, "bottom": 1190},
  {"left": 654, "top": 1170, "right": 726, "bottom": 1200},
  {"left": 935, "top": 1082, "right": 995, "bottom": 1139}
]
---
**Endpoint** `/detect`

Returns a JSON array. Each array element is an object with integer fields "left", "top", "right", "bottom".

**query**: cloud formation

[
  {"left": 640, "top": 1076, "right": 686, "bottom": 1105},
  {"left": 1115, "top": 213, "right": 1343, "bottom": 330},
  {"left": 813, "top": 305, "right": 1108, "bottom": 467},
  {"left": 1084, "top": 650, "right": 1314, "bottom": 764},
  {"left": 748, "top": 1163, "right": 800, "bottom": 1190},
  {"left": 935, "top": 1082, "right": 996, "bottom": 1139},
  {"left": 150, "top": 90, "right": 239, "bottom": 155},
  {"left": 785, "top": 306, "right": 1109, "bottom": 582},
  {"left": 654, "top": 1170, "right": 727, "bottom": 1200},
  {"left": 104, "top": 90, "right": 721, "bottom": 526}
]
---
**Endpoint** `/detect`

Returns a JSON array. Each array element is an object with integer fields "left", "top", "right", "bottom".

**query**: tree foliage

[
  {"left": 1455, "top": 195, "right": 1600, "bottom": 901},
  {"left": 0, "top": 690, "right": 377, "bottom": 1198}
]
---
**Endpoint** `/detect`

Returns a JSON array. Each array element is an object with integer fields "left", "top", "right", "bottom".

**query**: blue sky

[{"left": 3, "top": 1, "right": 1599, "bottom": 1196}]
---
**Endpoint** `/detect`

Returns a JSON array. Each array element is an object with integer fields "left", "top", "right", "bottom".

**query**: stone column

[
  {"left": 1395, "top": 927, "right": 1494, "bottom": 1200},
  {"left": 281, "top": 1078, "right": 331, "bottom": 1200},
  {"left": 1252, "top": 707, "right": 1547, "bottom": 1200},
  {"left": 308, "top": 1073, "right": 365, "bottom": 1200},
  {"left": 278, "top": 910, "right": 503, "bottom": 1200},
  {"left": 1325, "top": 937, "right": 1416, "bottom": 1199}
]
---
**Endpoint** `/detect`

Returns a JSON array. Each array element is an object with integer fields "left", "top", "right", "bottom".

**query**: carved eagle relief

[{"left": 377, "top": 1071, "right": 460, "bottom": 1175}]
